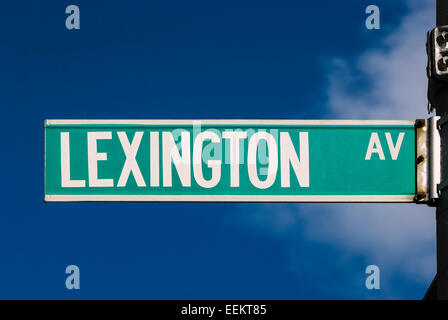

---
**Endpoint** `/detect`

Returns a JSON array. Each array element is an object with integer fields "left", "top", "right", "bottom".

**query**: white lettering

[
  {"left": 117, "top": 131, "right": 146, "bottom": 187},
  {"left": 60, "top": 132, "right": 86, "bottom": 187},
  {"left": 150, "top": 131, "right": 160, "bottom": 187},
  {"left": 280, "top": 132, "right": 309, "bottom": 187},
  {"left": 193, "top": 131, "right": 221, "bottom": 188},
  {"left": 222, "top": 131, "right": 247, "bottom": 187},
  {"left": 87, "top": 132, "right": 113, "bottom": 187},
  {"left": 247, "top": 132, "right": 278, "bottom": 189},
  {"left": 163, "top": 131, "right": 191, "bottom": 187},
  {"left": 365, "top": 132, "right": 385, "bottom": 160},
  {"left": 385, "top": 132, "right": 404, "bottom": 160}
]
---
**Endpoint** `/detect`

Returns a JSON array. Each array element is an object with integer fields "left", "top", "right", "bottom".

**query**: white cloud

[
  {"left": 233, "top": 0, "right": 437, "bottom": 297},
  {"left": 319, "top": 0, "right": 436, "bottom": 285},
  {"left": 328, "top": 0, "right": 433, "bottom": 120},
  {"left": 299, "top": 204, "right": 435, "bottom": 284}
]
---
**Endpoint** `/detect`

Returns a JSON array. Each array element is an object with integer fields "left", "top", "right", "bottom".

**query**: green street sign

[{"left": 44, "top": 120, "right": 416, "bottom": 202}]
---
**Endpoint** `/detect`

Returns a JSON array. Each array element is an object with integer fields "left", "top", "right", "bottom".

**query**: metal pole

[
  {"left": 437, "top": 0, "right": 448, "bottom": 26},
  {"left": 435, "top": 116, "right": 448, "bottom": 299},
  {"left": 425, "top": 0, "right": 448, "bottom": 300}
]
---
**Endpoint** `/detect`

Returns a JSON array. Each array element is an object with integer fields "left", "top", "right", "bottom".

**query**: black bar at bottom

[{"left": 0, "top": 300, "right": 444, "bottom": 318}]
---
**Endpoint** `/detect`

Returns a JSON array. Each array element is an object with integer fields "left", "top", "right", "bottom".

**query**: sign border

[
  {"left": 45, "top": 194, "right": 414, "bottom": 202},
  {"left": 44, "top": 119, "right": 416, "bottom": 203},
  {"left": 45, "top": 119, "right": 414, "bottom": 126}
]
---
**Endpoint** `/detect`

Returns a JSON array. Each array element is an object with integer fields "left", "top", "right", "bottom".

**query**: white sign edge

[
  {"left": 45, "top": 119, "right": 415, "bottom": 126},
  {"left": 45, "top": 194, "right": 415, "bottom": 203}
]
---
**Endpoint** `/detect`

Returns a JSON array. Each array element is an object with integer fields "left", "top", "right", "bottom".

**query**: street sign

[{"left": 44, "top": 119, "right": 416, "bottom": 202}]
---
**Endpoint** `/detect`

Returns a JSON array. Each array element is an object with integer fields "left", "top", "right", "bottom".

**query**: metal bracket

[{"left": 415, "top": 116, "right": 441, "bottom": 205}]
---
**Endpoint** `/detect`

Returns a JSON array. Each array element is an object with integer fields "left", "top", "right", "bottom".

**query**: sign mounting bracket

[{"left": 415, "top": 116, "right": 441, "bottom": 205}]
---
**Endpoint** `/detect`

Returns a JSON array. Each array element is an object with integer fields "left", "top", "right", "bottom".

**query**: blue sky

[{"left": 0, "top": 0, "right": 437, "bottom": 299}]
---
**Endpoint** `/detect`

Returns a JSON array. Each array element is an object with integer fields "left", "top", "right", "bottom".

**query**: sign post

[
  {"left": 433, "top": 116, "right": 448, "bottom": 299},
  {"left": 423, "top": 0, "right": 448, "bottom": 300},
  {"left": 45, "top": 119, "right": 419, "bottom": 202}
]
